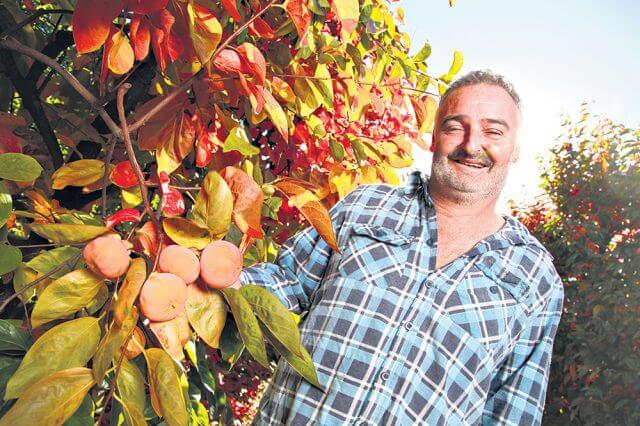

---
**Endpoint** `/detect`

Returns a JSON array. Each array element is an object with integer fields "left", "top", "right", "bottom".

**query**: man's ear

[
  {"left": 430, "top": 132, "right": 436, "bottom": 153},
  {"left": 510, "top": 143, "right": 520, "bottom": 163}
]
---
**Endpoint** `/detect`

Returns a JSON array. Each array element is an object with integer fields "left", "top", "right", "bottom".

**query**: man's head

[{"left": 429, "top": 70, "right": 521, "bottom": 206}]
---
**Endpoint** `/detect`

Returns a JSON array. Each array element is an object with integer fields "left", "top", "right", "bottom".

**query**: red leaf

[
  {"left": 105, "top": 208, "right": 143, "bottom": 228},
  {"left": 0, "top": 127, "right": 22, "bottom": 154},
  {"left": 149, "top": 9, "right": 176, "bottom": 71},
  {"left": 111, "top": 161, "right": 138, "bottom": 188},
  {"left": 285, "top": 0, "right": 311, "bottom": 40},
  {"left": 236, "top": 43, "right": 266, "bottom": 85},
  {"left": 220, "top": 166, "right": 264, "bottom": 239},
  {"left": 72, "top": 0, "right": 123, "bottom": 53},
  {"left": 248, "top": 17, "right": 275, "bottom": 39},
  {"left": 130, "top": 15, "right": 150, "bottom": 60},
  {"left": 158, "top": 171, "right": 171, "bottom": 195},
  {"left": 212, "top": 49, "right": 243, "bottom": 75},
  {"left": 127, "top": 0, "right": 169, "bottom": 14},
  {"left": 221, "top": 0, "right": 242, "bottom": 21},
  {"left": 162, "top": 187, "right": 185, "bottom": 217}
]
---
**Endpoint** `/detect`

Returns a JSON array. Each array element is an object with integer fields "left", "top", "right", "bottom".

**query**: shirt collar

[{"left": 407, "top": 169, "right": 533, "bottom": 249}]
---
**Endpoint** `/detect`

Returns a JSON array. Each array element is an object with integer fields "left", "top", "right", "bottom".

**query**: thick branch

[
  {"left": 0, "top": 43, "right": 64, "bottom": 168},
  {"left": 26, "top": 30, "right": 74, "bottom": 83},
  {"left": 0, "top": 37, "right": 122, "bottom": 139}
]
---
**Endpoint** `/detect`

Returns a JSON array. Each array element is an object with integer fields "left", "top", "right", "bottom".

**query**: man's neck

[{"left": 429, "top": 187, "right": 504, "bottom": 231}]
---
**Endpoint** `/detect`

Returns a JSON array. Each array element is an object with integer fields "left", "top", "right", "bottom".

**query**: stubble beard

[{"left": 430, "top": 152, "right": 509, "bottom": 206}]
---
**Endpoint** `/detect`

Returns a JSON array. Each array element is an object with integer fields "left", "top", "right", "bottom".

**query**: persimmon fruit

[
  {"left": 199, "top": 240, "right": 243, "bottom": 289},
  {"left": 138, "top": 272, "right": 187, "bottom": 321},
  {"left": 158, "top": 244, "right": 200, "bottom": 283},
  {"left": 83, "top": 236, "right": 130, "bottom": 279}
]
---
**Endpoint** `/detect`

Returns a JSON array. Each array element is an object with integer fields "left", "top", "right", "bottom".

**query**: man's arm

[
  {"left": 238, "top": 192, "right": 350, "bottom": 315},
  {"left": 482, "top": 272, "right": 564, "bottom": 426}
]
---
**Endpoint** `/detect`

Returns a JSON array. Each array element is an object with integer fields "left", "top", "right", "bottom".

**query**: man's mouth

[{"left": 452, "top": 159, "right": 489, "bottom": 169}]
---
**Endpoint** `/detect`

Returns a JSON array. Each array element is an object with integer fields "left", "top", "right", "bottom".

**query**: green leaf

[
  {"left": 185, "top": 284, "right": 226, "bottom": 348},
  {"left": 413, "top": 41, "right": 432, "bottom": 63},
  {"left": 0, "top": 320, "right": 32, "bottom": 353},
  {"left": 92, "top": 308, "right": 138, "bottom": 383},
  {"left": 29, "top": 223, "right": 109, "bottom": 244},
  {"left": 439, "top": 50, "right": 464, "bottom": 84},
  {"left": 218, "top": 315, "right": 244, "bottom": 367},
  {"left": 117, "top": 358, "right": 147, "bottom": 426},
  {"left": 329, "top": 138, "right": 345, "bottom": 162},
  {"left": 221, "top": 288, "right": 269, "bottom": 367},
  {"left": 0, "top": 356, "right": 21, "bottom": 401},
  {"left": 222, "top": 126, "right": 259, "bottom": 156},
  {"left": 259, "top": 323, "right": 322, "bottom": 390},
  {"left": 25, "top": 246, "right": 81, "bottom": 279},
  {"left": 0, "top": 181, "right": 11, "bottom": 228},
  {"left": 191, "top": 171, "right": 233, "bottom": 239},
  {"left": 0, "top": 367, "right": 94, "bottom": 426},
  {"left": 0, "top": 153, "right": 42, "bottom": 182},
  {"left": 145, "top": 348, "right": 188, "bottom": 426},
  {"left": 240, "top": 285, "right": 302, "bottom": 356},
  {"left": 5, "top": 317, "right": 101, "bottom": 399},
  {"left": 0, "top": 244, "right": 21, "bottom": 275},
  {"left": 30, "top": 269, "right": 106, "bottom": 328},
  {"left": 314, "top": 63, "right": 334, "bottom": 111},
  {"left": 11, "top": 263, "right": 38, "bottom": 303},
  {"left": 63, "top": 394, "right": 94, "bottom": 426}
]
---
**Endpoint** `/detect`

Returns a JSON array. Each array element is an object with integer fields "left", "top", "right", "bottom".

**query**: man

[{"left": 240, "top": 70, "right": 564, "bottom": 425}]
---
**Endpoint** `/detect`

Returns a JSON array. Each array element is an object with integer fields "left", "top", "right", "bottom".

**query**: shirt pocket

[
  {"left": 338, "top": 224, "right": 414, "bottom": 290},
  {"left": 430, "top": 263, "right": 531, "bottom": 357}
]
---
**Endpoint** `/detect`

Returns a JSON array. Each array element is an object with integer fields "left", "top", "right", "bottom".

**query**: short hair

[{"left": 440, "top": 70, "right": 522, "bottom": 112}]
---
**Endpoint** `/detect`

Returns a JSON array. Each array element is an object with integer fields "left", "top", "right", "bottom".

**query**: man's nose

[{"left": 460, "top": 126, "right": 484, "bottom": 154}]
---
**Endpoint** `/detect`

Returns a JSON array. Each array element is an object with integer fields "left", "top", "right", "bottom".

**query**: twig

[
  {"left": 128, "top": 0, "right": 280, "bottom": 133},
  {"left": 101, "top": 136, "right": 117, "bottom": 218},
  {"left": 116, "top": 84, "right": 163, "bottom": 270},
  {"left": 0, "top": 9, "right": 72, "bottom": 39},
  {"left": 0, "top": 252, "right": 81, "bottom": 315}
]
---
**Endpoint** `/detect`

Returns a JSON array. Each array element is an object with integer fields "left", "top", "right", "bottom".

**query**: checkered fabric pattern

[{"left": 240, "top": 171, "right": 564, "bottom": 426}]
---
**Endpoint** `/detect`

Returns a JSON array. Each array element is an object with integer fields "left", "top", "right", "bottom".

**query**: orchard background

[{"left": 0, "top": 0, "right": 636, "bottom": 425}]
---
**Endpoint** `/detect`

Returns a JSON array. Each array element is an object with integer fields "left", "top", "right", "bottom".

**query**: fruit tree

[{"left": 0, "top": 0, "right": 462, "bottom": 423}]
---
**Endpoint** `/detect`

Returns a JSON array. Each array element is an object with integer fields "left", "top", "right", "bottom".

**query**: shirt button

[
  {"left": 426, "top": 238, "right": 435, "bottom": 246},
  {"left": 426, "top": 199, "right": 434, "bottom": 208},
  {"left": 490, "top": 285, "right": 499, "bottom": 294},
  {"left": 403, "top": 322, "right": 413, "bottom": 331},
  {"left": 380, "top": 371, "right": 390, "bottom": 381}
]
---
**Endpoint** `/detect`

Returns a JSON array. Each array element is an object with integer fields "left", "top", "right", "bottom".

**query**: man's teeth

[{"left": 456, "top": 160, "right": 486, "bottom": 168}]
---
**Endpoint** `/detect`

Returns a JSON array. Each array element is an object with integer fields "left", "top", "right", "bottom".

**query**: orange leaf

[
  {"left": 135, "top": 91, "right": 189, "bottom": 150},
  {"left": 248, "top": 16, "right": 275, "bottom": 39},
  {"left": 220, "top": 166, "right": 264, "bottom": 239},
  {"left": 237, "top": 43, "right": 266, "bottom": 85},
  {"left": 72, "top": 0, "right": 122, "bottom": 53},
  {"left": 108, "top": 30, "right": 135, "bottom": 75},
  {"left": 285, "top": 0, "right": 311, "bottom": 40},
  {"left": 130, "top": 15, "right": 150, "bottom": 61},
  {"left": 156, "top": 112, "right": 196, "bottom": 174},
  {"left": 274, "top": 178, "right": 339, "bottom": 252}
]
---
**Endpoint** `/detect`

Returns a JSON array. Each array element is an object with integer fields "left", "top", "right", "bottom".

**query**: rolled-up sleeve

[{"left": 482, "top": 273, "right": 564, "bottom": 426}]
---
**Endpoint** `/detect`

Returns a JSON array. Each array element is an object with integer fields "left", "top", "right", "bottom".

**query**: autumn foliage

[
  {"left": 512, "top": 108, "right": 640, "bottom": 425},
  {"left": 0, "top": 0, "right": 462, "bottom": 423}
]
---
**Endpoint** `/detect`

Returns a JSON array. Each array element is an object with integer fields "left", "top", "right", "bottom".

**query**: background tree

[
  {"left": 0, "top": 0, "right": 462, "bottom": 424},
  {"left": 512, "top": 106, "right": 640, "bottom": 425}
]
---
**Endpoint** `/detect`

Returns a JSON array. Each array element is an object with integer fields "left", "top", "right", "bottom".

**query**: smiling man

[{"left": 240, "top": 70, "right": 564, "bottom": 425}]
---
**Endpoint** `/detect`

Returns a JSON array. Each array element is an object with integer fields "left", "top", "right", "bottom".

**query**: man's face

[{"left": 430, "top": 83, "right": 521, "bottom": 205}]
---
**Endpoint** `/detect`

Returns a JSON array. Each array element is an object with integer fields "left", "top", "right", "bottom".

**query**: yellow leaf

[
  {"left": 192, "top": 171, "right": 233, "bottom": 239},
  {"left": 0, "top": 368, "right": 94, "bottom": 426},
  {"left": 187, "top": 1, "right": 222, "bottom": 66},
  {"left": 162, "top": 217, "right": 212, "bottom": 249},
  {"left": 117, "top": 358, "right": 147, "bottom": 426},
  {"left": 185, "top": 284, "right": 226, "bottom": 348},
  {"left": 148, "top": 313, "right": 190, "bottom": 361},
  {"left": 31, "top": 268, "right": 106, "bottom": 328},
  {"left": 92, "top": 307, "right": 138, "bottom": 383},
  {"left": 29, "top": 223, "right": 110, "bottom": 244},
  {"left": 5, "top": 317, "right": 101, "bottom": 399},
  {"left": 121, "top": 185, "right": 143, "bottom": 208},
  {"left": 114, "top": 258, "right": 147, "bottom": 327},
  {"left": 331, "top": 0, "right": 360, "bottom": 42},
  {"left": 145, "top": 348, "right": 189, "bottom": 426},
  {"left": 51, "top": 159, "right": 105, "bottom": 190}
]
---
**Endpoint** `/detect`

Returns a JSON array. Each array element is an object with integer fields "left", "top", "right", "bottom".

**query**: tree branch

[{"left": 0, "top": 9, "right": 72, "bottom": 40}]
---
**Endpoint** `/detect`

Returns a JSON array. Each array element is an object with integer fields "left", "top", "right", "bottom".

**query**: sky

[{"left": 395, "top": 0, "right": 640, "bottom": 209}]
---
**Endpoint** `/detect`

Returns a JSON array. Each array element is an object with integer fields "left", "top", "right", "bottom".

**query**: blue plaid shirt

[{"left": 240, "top": 171, "right": 564, "bottom": 425}]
